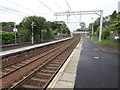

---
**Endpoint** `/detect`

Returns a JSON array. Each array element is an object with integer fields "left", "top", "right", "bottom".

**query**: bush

[
  {"left": 2, "top": 31, "right": 15, "bottom": 44},
  {"left": 102, "top": 28, "right": 110, "bottom": 40},
  {"left": 19, "top": 29, "right": 31, "bottom": 42}
]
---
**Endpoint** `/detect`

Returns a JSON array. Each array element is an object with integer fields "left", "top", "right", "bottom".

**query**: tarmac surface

[{"left": 74, "top": 37, "right": 118, "bottom": 88}]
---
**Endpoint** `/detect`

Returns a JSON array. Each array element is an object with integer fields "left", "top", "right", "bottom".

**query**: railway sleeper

[
  {"left": 21, "top": 61, "right": 30, "bottom": 64},
  {"left": 51, "top": 62, "right": 61, "bottom": 64},
  {"left": 0, "top": 71, "right": 2, "bottom": 75},
  {"left": 22, "top": 79, "right": 47, "bottom": 88},
  {"left": 31, "top": 78, "right": 48, "bottom": 82},
  {"left": 40, "top": 70, "right": 55, "bottom": 75},
  {"left": 52, "top": 59, "right": 62, "bottom": 61},
  {"left": 47, "top": 64, "right": 59, "bottom": 67},
  {"left": 3, "top": 64, "right": 22, "bottom": 73},
  {"left": 37, "top": 72, "right": 53, "bottom": 76},
  {"left": 11, "top": 65, "right": 20, "bottom": 69},
  {"left": 16, "top": 63, "right": 25, "bottom": 66},
  {"left": 45, "top": 66, "right": 58, "bottom": 70},
  {"left": 34, "top": 74, "right": 51, "bottom": 80},
  {"left": 54, "top": 56, "right": 64, "bottom": 62},
  {"left": 47, "top": 64, "right": 59, "bottom": 68},
  {"left": 1, "top": 72, "right": 8, "bottom": 76},
  {"left": 21, "top": 84, "right": 42, "bottom": 89},
  {"left": 4, "top": 68, "right": 14, "bottom": 72}
]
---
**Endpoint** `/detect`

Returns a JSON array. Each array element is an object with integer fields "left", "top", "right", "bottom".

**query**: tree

[
  {"left": 102, "top": 28, "right": 110, "bottom": 39},
  {"left": 93, "top": 18, "right": 100, "bottom": 33},
  {"left": 109, "top": 11, "right": 120, "bottom": 36},
  {"left": 1, "top": 22, "right": 15, "bottom": 32},
  {"left": 88, "top": 23, "right": 92, "bottom": 31},
  {"left": 88, "top": 10, "right": 120, "bottom": 41},
  {"left": 49, "top": 21, "right": 69, "bottom": 37},
  {"left": 80, "top": 22, "right": 86, "bottom": 30},
  {"left": 114, "top": 12, "right": 120, "bottom": 35},
  {"left": 19, "top": 16, "right": 47, "bottom": 42},
  {"left": 110, "top": 10, "right": 117, "bottom": 21},
  {"left": 2, "top": 22, "right": 15, "bottom": 28},
  {"left": 42, "top": 21, "right": 54, "bottom": 41}
]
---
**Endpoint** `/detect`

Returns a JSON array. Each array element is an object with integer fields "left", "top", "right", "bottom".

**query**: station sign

[{"left": 13, "top": 28, "right": 18, "bottom": 32}]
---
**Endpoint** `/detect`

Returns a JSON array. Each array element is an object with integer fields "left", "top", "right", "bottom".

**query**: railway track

[
  {"left": 2, "top": 39, "right": 67, "bottom": 68},
  {"left": 1, "top": 37, "right": 81, "bottom": 89},
  {"left": 1, "top": 42, "right": 68, "bottom": 78}
]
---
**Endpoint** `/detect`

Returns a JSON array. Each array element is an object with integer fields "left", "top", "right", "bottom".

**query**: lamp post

[
  {"left": 31, "top": 22, "right": 35, "bottom": 44},
  {"left": 91, "top": 18, "right": 94, "bottom": 41}
]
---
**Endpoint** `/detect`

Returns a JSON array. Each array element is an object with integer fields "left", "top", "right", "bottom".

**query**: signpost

[{"left": 13, "top": 25, "right": 18, "bottom": 44}]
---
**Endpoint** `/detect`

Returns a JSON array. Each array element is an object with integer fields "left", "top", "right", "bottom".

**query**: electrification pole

[
  {"left": 66, "top": 10, "right": 70, "bottom": 23},
  {"left": 99, "top": 10, "right": 103, "bottom": 42},
  {"left": 91, "top": 18, "right": 94, "bottom": 41}
]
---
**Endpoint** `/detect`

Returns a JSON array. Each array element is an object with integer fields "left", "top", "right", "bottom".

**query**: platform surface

[{"left": 48, "top": 37, "right": 118, "bottom": 89}]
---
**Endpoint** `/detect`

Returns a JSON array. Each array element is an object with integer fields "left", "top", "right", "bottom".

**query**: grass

[{"left": 92, "top": 35, "right": 119, "bottom": 49}]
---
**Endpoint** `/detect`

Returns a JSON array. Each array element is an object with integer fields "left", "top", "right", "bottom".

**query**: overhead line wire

[
  {"left": 38, "top": 0, "right": 55, "bottom": 13},
  {"left": 0, "top": 9, "right": 24, "bottom": 17},
  {"left": 64, "top": 0, "right": 79, "bottom": 26},
  {"left": 37, "top": 0, "right": 66, "bottom": 22},
  {"left": 5, "top": 0, "right": 38, "bottom": 14},
  {"left": 52, "top": 0, "right": 64, "bottom": 12},
  {"left": 0, "top": 6, "right": 30, "bottom": 16}
]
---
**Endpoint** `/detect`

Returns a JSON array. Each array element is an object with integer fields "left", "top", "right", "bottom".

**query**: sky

[{"left": 0, "top": 0, "right": 119, "bottom": 31}]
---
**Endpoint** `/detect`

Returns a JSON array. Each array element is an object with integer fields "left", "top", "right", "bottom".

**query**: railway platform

[
  {"left": 48, "top": 37, "right": 118, "bottom": 89},
  {"left": 48, "top": 38, "right": 83, "bottom": 88},
  {"left": 0, "top": 37, "right": 72, "bottom": 57}
]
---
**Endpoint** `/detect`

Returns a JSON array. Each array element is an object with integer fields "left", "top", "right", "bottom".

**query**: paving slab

[{"left": 54, "top": 80, "right": 73, "bottom": 88}]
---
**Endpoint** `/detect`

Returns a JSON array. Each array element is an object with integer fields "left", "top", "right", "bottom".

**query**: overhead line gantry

[{"left": 54, "top": 10, "right": 103, "bottom": 42}]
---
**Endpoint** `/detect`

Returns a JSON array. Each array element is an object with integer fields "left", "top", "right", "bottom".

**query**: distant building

[
  {"left": 2, "top": 26, "right": 13, "bottom": 32},
  {"left": 118, "top": 1, "right": 120, "bottom": 12},
  {"left": 104, "top": 16, "right": 110, "bottom": 22},
  {"left": 104, "top": 15, "right": 110, "bottom": 27}
]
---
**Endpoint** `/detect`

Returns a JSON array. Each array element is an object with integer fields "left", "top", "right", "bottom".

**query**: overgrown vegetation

[
  {"left": 1, "top": 30, "right": 15, "bottom": 44},
  {"left": 89, "top": 11, "right": 120, "bottom": 39},
  {"left": 93, "top": 35, "right": 118, "bottom": 48},
  {"left": 88, "top": 10, "right": 120, "bottom": 47},
  {"left": 1, "top": 16, "right": 70, "bottom": 45}
]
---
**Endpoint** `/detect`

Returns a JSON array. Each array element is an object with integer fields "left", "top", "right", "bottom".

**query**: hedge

[{"left": 1, "top": 30, "right": 15, "bottom": 44}]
